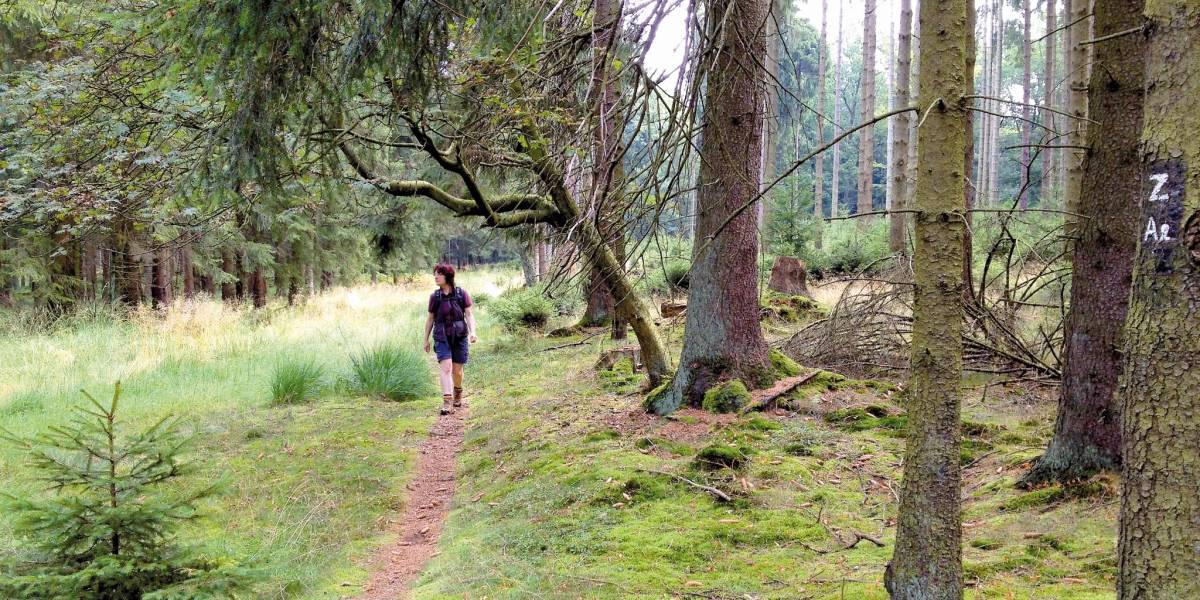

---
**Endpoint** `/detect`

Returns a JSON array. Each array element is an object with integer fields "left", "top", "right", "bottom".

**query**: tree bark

[
  {"left": 890, "top": 0, "right": 913, "bottom": 253},
  {"left": 831, "top": 5, "right": 844, "bottom": 219},
  {"left": 579, "top": 0, "right": 627, "bottom": 337},
  {"left": 906, "top": 0, "right": 920, "bottom": 216},
  {"left": 221, "top": 248, "right": 237, "bottom": 302},
  {"left": 857, "top": 0, "right": 878, "bottom": 220},
  {"left": 1062, "top": 0, "right": 1091, "bottom": 242},
  {"left": 1019, "top": 0, "right": 1033, "bottom": 210},
  {"left": 150, "top": 246, "right": 173, "bottom": 308},
  {"left": 1040, "top": 0, "right": 1057, "bottom": 204},
  {"left": 1117, "top": 3, "right": 1199, "bottom": 597},
  {"left": 814, "top": 0, "right": 828, "bottom": 230},
  {"left": 1020, "top": 0, "right": 1145, "bottom": 488},
  {"left": 962, "top": 0, "right": 976, "bottom": 303},
  {"left": 113, "top": 217, "right": 144, "bottom": 306},
  {"left": 648, "top": 0, "right": 771, "bottom": 414},
  {"left": 761, "top": 0, "right": 779, "bottom": 226},
  {"left": 885, "top": 0, "right": 968, "bottom": 597},
  {"left": 181, "top": 243, "right": 195, "bottom": 300}
]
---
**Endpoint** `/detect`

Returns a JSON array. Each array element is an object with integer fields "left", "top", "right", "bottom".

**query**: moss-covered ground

[{"left": 408, "top": 325, "right": 1117, "bottom": 599}]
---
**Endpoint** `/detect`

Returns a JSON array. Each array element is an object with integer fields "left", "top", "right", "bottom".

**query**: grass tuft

[
  {"left": 270, "top": 359, "right": 326, "bottom": 405},
  {"left": 347, "top": 343, "right": 435, "bottom": 401}
]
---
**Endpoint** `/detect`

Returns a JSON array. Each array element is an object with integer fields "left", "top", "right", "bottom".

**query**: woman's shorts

[{"left": 434, "top": 336, "right": 469, "bottom": 364}]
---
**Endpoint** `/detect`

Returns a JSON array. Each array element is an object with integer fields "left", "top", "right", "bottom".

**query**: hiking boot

[
  {"left": 453, "top": 387, "right": 463, "bottom": 408},
  {"left": 440, "top": 395, "right": 452, "bottom": 415}
]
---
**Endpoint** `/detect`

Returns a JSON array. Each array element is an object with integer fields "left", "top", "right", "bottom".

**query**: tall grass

[
  {"left": 347, "top": 343, "right": 434, "bottom": 401},
  {"left": 270, "top": 359, "right": 326, "bottom": 404},
  {"left": 0, "top": 273, "right": 502, "bottom": 598}
]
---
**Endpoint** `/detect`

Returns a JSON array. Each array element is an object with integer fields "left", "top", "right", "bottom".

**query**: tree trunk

[
  {"left": 251, "top": 265, "right": 267, "bottom": 308},
  {"left": 813, "top": 0, "right": 828, "bottom": 247},
  {"left": 647, "top": 0, "right": 771, "bottom": 414},
  {"left": 114, "top": 219, "right": 144, "bottom": 307},
  {"left": 181, "top": 244, "right": 195, "bottom": 300},
  {"left": 885, "top": 0, "right": 968, "bottom": 597},
  {"left": 1019, "top": 0, "right": 1033, "bottom": 209},
  {"left": 831, "top": 5, "right": 844, "bottom": 219},
  {"left": 987, "top": 0, "right": 1003, "bottom": 207},
  {"left": 890, "top": 0, "right": 913, "bottom": 253},
  {"left": 151, "top": 247, "right": 173, "bottom": 308},
  {"left": 906, "top": 0, "right": 920, "bottom": 216},
  {"left": 760, "top": 1, "right": 779, "bottom": 225},
  {"left": 963, "top": 0, "right": 976, "bottom": 303},
  {"left": 579, "top": 0, "right": 627, "bottom": 337},
  {"left": 521, "top": 239, "right": 538, "bottom": 287},
  {"left": 1062, "top": 0, "right": 1090, "bottom": 242},
  {"left": 1117, "top": 4, "right": 1199, "bottom": 596},
  {"left": 1040, "top": 0, "right": 1057, "bottom": 204},
  {"left": 221, "top": 248, "right": 237, "bottom": 302},
  {"left": 857, "top": 0, "right": 878, "bottom": 219},
  {"left": 1020, "top": 0, "right": 1145, "bottom": 488}
]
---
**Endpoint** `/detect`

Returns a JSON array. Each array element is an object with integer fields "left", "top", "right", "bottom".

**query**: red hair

[{"left": 434, "top": 263, "right": 456, "bottom": 287}]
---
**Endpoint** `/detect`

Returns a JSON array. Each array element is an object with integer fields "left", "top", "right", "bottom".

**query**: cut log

[
  {"left": 767, "top": 256, "right": 812, "bottom": 297},
  {"left": 660, "top": 301, "right": 687, "bottom": 318}
]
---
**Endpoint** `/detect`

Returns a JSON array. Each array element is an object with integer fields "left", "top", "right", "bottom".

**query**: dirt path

[{"left": 355, "top": 403, "right": 467, "bottom": 600}]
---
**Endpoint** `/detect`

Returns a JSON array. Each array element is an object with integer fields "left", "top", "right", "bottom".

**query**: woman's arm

[
  {"left": 465, "top": 306, "right": 478, "bottom": 343},
  {"left": 423, "top": 312, "right": 434, "bottom": 352}
]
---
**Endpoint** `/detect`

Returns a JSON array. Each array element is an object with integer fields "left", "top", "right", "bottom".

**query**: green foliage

[
  {"left": 490, "top": 287, "right": 554, "bottom": 331},
  {"left": 347, "top": 344, "right": 434, "bottom": 401},
  {"left": 0, "top": 384, "right": 253, "bottom": 599},
  {"left": 800, "top": 219, "right": 893, "bottom": 275},
  {"left": 700, "top": 380, "right": 751, "bottom": 414},
  {"left": 269, "top": 359, "right": 325, "bottom": 405}
]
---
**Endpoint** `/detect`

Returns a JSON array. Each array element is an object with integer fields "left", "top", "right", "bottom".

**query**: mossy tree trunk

[
  {"left": 1117, "top": 2, "right": 1200, "bottom": 597},
  {"left": 647, "top": 0, "right": 771, "bottom": 414},
  {"left": 885, "top": 0, "right": 968, "bottom": 597},
  {"left": 1020, "top": 0, "right": 1146, "bottom": 489}
]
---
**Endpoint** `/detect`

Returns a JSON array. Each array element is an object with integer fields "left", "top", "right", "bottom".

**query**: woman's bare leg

[
  {"left": 439, "top": 359, "right": 454, "bottom": 396},
  {"left": 452, "top": 363, "right": 464, "bottom": 406}
]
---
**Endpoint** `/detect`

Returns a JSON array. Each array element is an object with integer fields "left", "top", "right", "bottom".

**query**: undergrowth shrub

[
  {"left": 0, "top": 384, "right": 253, "bottom": 599},
  {"left": 801, "top": 219, "right": 892, "bottom": 275},
  {"left": 270, "top": 359, "right": 326, "bottom": 405},
  {"left": 490, "top": 287, "right": 554, "bottom": 331},
  {"left": 347, "top": 343, "right": 434, "bottom": 401}
]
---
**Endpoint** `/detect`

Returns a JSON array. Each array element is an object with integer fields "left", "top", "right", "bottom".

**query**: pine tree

[
  {"left": 0, "top": 384, "right": 252, "bottom": 599},
  {"left": 857, "top": 0, "right": 878, "bottom": 219},
  {"left": 889, "top": 0, "right": 913, "bottom": 253},
  {"left": 1117, "top": 2, "right": 1200, "bottom": 596},
  {"left": 1020, "top": 0, "right": 1146, "bottom": 488},
  {"left": 885, "top": 0, "right": 968, "bottom": 596}
]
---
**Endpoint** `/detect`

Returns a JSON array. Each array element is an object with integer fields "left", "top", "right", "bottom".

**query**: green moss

[
  {"left": 584, "top": 429, "right": 621, "bottom": 443},
  {"left": 768, "top": 349, "right": 803, "bottom": 378},
  {"left": 633, "top": 437, "right": 693, "bottom": 456},
  {"left": 701, "top": 380, "right": 751, "bottom": 414},
  {"left": 783, "top": 442, "right": 815, "bottom": 457},
  {"left": 963, "top": 555, "right": 1038, "bottom": 581},
  {"left": 1001, "top": 479, "right": 1113, "bottom": 511},
  {"left": 739, "top": 415, "right": 782, "bottom": 432},
  {"left": 610, "top": 357, "right": 634, "bottom": 376},
  {"left": 824, "top": 406, "right": 906, "bottom": 434},
  {"left": 693, "top": 443, "right": 751, "bottom": 470},
  {"left": 641, "top": 382, "right": 671, "bottom": 412},
  {"left": 970, "top": 537, "right": 1004, "bottom": 551},
  {"left": 1001, "top": 486, "right": 1066, "bottom": 510},
  {"left": 960, "top": 439, "right": 994, "bottom": 465}
]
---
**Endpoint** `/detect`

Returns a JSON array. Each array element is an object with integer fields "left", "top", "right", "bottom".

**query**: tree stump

[
  {"left": 595, "top": 347, "right": 642, "bottom": 372},
  {"left": 767, "top": 256, "right": 812, "bottom": 297},
  {"left": 660, "top": 301, "right": 687, "bottom": 318}
]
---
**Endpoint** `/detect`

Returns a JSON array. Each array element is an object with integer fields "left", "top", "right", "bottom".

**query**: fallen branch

[
  {"left": 540, "top": 331, "right": 605, "bottom": 352},
  {"left": 742, "top": 369, "right": 823, "bottom": 413},
  {"left": 637, "top": 468, "right": 732, "bottom": 502},
  {"left": 842, "top": 531, "right": 886, "bottom": 550}
]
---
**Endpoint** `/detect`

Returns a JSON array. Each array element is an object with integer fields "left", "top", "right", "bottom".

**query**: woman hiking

[{"left": 423, "top": 263, "right": 478, "bottom": 415}]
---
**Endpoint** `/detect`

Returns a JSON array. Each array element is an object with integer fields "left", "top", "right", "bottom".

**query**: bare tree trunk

[
  {"left": 1062, "top": 0, "right": 1090, "bottom": 242},
  {"left": 151, "top": 246, "right": 173, "bottom": 308},
  {"left": 1019, "top": 0, "right": 1033, "bottom": 210},
  {"left": 889, "top": 0, "right": 913, "bottom": 253},
  {"left": 906, "top": 0, "right": 920, "bottom": 215},
  {"left": 114, "top": 217, "right": 144, "bottom": 307},
  {"left": 1118, "top": 4, "right": 1199, "bottom": 596},
  {"left": 885, "top": 0, "right": 968, "bottom": 596},
  {"left": 221, "top": 248, "right": 237, "bottom": 303},
  {"left": 856, "top": 0, "right": 878, "bottom": 219},
  {"left": 987, "top": 0, "right": 1003, "bottom": 207},
  {"left": 831, "top": 5, "right": 844, "bottom": 219},
  {"left": 181, "top": 244, "right": 195, "bottom": 300},
  {"left": 1040, "top": 0, "right": 1057, "bottom": 204},
  {"left": 760, "top": 1, "right": 779, "bottom": 225},
  {"left": 963, "top": 0, "right": 977, "bottom": 303},
  {"left": 648, "top": 0, "right": 771, "bottom": 414},
  {"left": 813, "top": 0, "right": 828, "bottom": 249},
  {"left": 1021, "top": 0, "right": 1144, "bottom": 489},
  {"left": 579, "top": 0, "right": 627, "bottom": 337}
]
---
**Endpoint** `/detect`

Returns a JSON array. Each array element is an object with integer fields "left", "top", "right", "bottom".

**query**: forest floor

[{"left": 0, "top": 272, "right": 1119, "bottom": 599}]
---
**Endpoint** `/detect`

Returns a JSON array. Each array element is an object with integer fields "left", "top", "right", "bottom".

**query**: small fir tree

[{"left": 0, "top": 383, "right": 253, "bottom": 599}]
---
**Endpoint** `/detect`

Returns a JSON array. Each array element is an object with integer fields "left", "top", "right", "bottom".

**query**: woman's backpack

[{"left": 433, "top": 287, "right": 469, "bottom": 340}]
